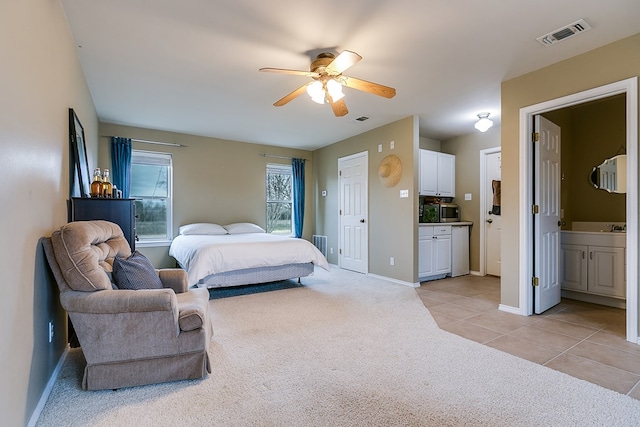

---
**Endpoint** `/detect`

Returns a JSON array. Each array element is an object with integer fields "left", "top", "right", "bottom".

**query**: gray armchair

[{"left": 43, "top": 220, "right": 212, "bottom": 390}]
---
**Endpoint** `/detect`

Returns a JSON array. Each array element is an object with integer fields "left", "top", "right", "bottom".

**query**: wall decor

[{"left": 69, "top": 108, "right": 90, "bottom": 198}]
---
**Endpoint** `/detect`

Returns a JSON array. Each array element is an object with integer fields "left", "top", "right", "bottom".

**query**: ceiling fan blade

[
  {"left": 273, "top": 84, "right": 308, "bottom": 107},
  {"left": 328, "top": 96, "right": 349, "bottom": 117},
  {"left": 343, "top": 76, "right": 396, "bottom": 98},
  {"left": 259, "top": 67, "right": 319, "bottom": 78},
  {"left": 326, "top": 50, "right": 362, "bottom": 74}
]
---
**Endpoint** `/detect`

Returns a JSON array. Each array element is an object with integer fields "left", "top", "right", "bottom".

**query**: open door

[{"left": 534, "top": 115, "right": 562, "bottom": 313}]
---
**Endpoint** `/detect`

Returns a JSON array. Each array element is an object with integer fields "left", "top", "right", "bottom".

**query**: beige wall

[
  {"left": 0, "top": 1, "right": 98, "bottom": 424},
  {"left": 443, "top": 126, "right": 501, "bottom": 272},
  {"left": 501, "top": 33, "right": 639, "bottom": 314},
  {"left": 543, "top": 95, "right": 626, "bottom": 226},
  {"left": 98, "top": 124, "right": 315, "bottom": 267},
  {"left": 313, "top": 116, "right": 419, "bottom": 284}
]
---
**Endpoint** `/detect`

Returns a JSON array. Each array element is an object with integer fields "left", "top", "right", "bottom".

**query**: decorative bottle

[
  {"left": 90, "top": 167, "right": 103, "bottom": 198},
  {"left": 102, "top": 169, "right": 113, "bottom": 198}
]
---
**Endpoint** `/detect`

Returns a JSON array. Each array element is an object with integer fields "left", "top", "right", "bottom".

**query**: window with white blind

[{"left": 130, "top": 150, "right": 173, "bottom": 244}]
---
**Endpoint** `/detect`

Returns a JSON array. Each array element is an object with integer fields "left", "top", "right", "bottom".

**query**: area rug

[{"left": 36, "top": 267, "right": 640, "bottom": 426}]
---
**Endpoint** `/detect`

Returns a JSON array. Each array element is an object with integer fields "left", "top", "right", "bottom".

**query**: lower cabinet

[
  {"left": 419, "top": 225, "right": 451, "bottom": 281},
  {"left": 560, "top": 232, "right": 625, "bottom": 299}
]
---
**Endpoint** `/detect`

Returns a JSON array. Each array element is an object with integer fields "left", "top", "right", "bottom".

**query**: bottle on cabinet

[
  {"left": 90, "top": 167, "right": 103, "bottom": 198},
  {"left": 102, "top": 169, "right": 113, "bottom": 198}
]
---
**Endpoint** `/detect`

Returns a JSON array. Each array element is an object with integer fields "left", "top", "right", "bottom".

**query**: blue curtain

[
  {"left": 292, "top": 158, "right": 305, "bottom": 238},
  {"left": 110, "top": 137, "right": 132, "bottom": 198}
]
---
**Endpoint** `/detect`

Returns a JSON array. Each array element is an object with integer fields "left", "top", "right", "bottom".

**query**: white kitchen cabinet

[
  {"left": 419, "top": 225, "right": 451, "bottom": 280},
  {"left": 560, "top": 232, "right": 625, "bottom": 299},
  {"left": 419, "top": 149, "right": 455, "bottom": 197}
]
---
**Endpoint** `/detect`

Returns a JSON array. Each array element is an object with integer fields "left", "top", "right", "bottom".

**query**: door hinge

[
  {"left": 532, "top": 276, "right": 539, "bottom": 287},
  {"left": 339, "top": 248, "right": 342, "bottom": 254},
  {"left": 339, "top": 170, "right": 342, "bottom": 176},
  {"left": 532, "top": 204, "right": 540, "bottom": 214},
  {"left": 533, "top": 132, "right": 540, "bottom": 142},
  {"left": 339, "top": 209, "right": 342, "bottom": 215}
]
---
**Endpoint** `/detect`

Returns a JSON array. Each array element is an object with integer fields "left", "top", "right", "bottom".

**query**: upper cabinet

[{"left": 419, "top": 149, "right": 455, "bottom": 197}]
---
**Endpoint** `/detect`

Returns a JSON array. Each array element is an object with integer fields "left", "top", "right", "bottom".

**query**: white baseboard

[
  {"left": 499, "top": 304, "right": 526, "bottom": 316},
  {"left": 27, "top": 346, "right": 69, "bottom": 427},
  {"left": 470, "top": 270, "right": 481, "bottom": 276},
  {"left": 367, "top": 273, "right": 419, "bottom": 288}
]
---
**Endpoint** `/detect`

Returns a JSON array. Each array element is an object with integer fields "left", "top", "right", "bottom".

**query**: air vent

[{"left": 536, "top": 19, "right": 592, "bottom": 47}]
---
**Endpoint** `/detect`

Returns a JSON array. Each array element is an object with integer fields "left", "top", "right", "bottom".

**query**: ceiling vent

[{"left": 536, "top": 19, "right": 592, "bottom": 47}]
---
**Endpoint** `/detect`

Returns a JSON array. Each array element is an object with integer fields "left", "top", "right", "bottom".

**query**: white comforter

[{"left": 169, "top": 233, "right": 330, "bottom": 286}]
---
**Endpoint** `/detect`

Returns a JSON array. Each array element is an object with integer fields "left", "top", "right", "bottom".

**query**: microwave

[{"left": 421, "top": 203, "right": 460, "bottom": 223}]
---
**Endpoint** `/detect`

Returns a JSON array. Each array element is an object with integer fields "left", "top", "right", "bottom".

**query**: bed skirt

[{"left": 195, "top": 263, "right": 315, "bottom": 289}]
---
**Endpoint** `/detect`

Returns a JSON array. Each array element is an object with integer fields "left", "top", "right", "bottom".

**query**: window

[
  {"left": 266, "top": 164, "right": 293, "bottom": 235},
  {"left": 130, "top": 150, "right": 173, "bottom": 244}
]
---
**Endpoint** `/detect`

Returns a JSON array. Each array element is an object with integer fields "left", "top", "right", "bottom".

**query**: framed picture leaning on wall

[{"left": 69, "top": 108, "right": 90, "bottom": 198}]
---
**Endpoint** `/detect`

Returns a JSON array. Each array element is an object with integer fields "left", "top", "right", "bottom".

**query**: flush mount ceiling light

[{"left": 474, "top": 112, "right": 493, "bottom": 132}]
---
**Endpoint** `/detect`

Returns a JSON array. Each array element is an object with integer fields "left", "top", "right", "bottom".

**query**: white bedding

[{"left": 169, "top": 233, "right": 330, "bottom": 286}]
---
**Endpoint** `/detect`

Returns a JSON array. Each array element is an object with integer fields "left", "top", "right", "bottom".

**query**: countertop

[{"left": 419, "top": 221, "right": 473, "bottom": 226}]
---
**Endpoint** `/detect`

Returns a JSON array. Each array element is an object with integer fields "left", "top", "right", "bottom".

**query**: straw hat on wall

[{"left": 378, "top": 154, "right": 402, "bottom": 188}]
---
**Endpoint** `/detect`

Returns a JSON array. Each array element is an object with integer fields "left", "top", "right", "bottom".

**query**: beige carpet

[{"left": 36, "top": 268, "right": 640, "bottom": 426}]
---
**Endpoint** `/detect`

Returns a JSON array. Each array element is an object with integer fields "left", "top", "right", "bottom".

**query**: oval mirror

[{"left": 590, "top": 154, "right": 627, "bottom": 193}]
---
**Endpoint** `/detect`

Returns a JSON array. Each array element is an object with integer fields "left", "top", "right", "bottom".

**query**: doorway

[
  {"left": 338, "top": 151, "right": 368, "bottom": 274},
  {"left": 480, "top": 147, "right": 501, "bottom": 276},
  {"left": 518, "top": 77, "right": 638, "bottom": 343}
]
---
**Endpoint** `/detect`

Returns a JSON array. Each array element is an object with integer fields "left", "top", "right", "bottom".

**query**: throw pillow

[{"left": 112, "top": 251, "right": 163, "bottom": 290}]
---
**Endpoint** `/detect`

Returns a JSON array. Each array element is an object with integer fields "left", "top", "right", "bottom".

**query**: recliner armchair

[{"left": 43, "top": 220, "right": 212, "bottom": 390}]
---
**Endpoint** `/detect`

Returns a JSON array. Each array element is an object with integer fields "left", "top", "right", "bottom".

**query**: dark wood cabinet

[{"left": 70, "top": 197, "right": 137, "bottom": 250}]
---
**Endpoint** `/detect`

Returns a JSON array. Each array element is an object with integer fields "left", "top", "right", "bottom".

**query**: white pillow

[
  {"left": 224, "top": 223, "right": 266, "bottom": 234},
  {"left": 179, "top": 223, "right": 228, "bottom": 235}
]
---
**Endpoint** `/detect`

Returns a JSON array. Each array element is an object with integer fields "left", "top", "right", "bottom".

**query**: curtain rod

[
  {"left": 259, "top": 154, "right": 309, "bottom": 161},
  {"left": 101, "top": 136, "right": 187, "bottom": 147}
]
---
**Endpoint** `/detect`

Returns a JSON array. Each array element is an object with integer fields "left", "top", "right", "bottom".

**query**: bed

[{"left": 169, "top": 222, "right": 330, "bottom": 288}]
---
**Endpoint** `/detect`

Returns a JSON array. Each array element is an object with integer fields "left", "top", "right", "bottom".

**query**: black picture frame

[{"left": 69, "top": 108, "right": 91, "bottom": 198}]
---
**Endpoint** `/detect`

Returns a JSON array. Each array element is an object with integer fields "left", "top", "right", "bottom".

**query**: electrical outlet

[
  {"left": 390, "top": 140, "right": 395, "bottom": 149},
  {"left": 390, "top": 257, "right": 395, "bottom": 266},
  {"left": 378, "top": 144, "right": 382, "bottom": 152},
  {"left": 330, "top": 248, "right": 333, "bottom": 254},
  {"left": 48, "top": 321, "right": 54, "bottom": 343}
]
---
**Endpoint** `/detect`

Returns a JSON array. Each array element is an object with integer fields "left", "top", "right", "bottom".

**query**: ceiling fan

[{"left": 259, "top": 50, "right": 396, "bottom": 117}]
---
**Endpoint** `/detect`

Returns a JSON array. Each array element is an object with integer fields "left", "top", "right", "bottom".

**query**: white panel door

[
  {"left": 534, "top": 115, "right": 562, "bottom": 314},
  {"left": 339, "top": 152, "right": 368, "bottom": 273},
  {"left": 485, "top": 151, "right": 501, "bottom": 276}
]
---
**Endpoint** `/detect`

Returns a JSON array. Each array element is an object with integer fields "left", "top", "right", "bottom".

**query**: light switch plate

[
  {"left": 390, "top": 140, "right": 395, "bottom": 149},
  {"left": 400, "top": 189, "right": 409, "bottom": 198},
  {"left": 378, "top": 144, "right": 382, "bottom": 152},
  {"left": 465, "top": 193, "right": 472, "bottom": 201}
]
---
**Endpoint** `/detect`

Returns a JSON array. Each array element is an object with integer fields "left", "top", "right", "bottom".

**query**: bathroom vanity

[{"left": 560, "top": 225, "right": 626, "bottom": 308}]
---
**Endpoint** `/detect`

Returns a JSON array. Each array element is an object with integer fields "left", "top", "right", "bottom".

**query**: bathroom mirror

[{"left": 589, "top": 154, "right": 627, "bottom": 193}]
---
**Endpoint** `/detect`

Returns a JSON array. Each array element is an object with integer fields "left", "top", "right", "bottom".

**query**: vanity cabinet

[
  {"left": 419, "top": 149, "right": 455, "bottom": 197},
  {"left": 419, "top": 225, "right": 451, "bottom": 280},
  {"left": 560, "top": 232, "right": 625, "bottom": 299}
]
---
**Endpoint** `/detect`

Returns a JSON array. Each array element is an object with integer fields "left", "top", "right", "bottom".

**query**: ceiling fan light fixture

[
  {"left": 326, "top": 78, "right": 344, "bottom": 101},
  {"left": 475, "top": 112, "right": 493, "bottom": 132},
  {"left": 306, "top": 81, "right": 325, "bottom": 104}
]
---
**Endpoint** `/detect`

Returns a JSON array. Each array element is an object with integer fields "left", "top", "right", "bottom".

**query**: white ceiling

[{"left": 60, "top": 0, "right": 640, "bottom": 150}]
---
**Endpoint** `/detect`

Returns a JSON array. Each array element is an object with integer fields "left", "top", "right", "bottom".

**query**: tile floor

[{"left": 416, "top": 274, "right": 640, "bottom": 400}]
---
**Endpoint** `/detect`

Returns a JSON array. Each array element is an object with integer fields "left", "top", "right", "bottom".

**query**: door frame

[
  {"left": 518, "top": 77, "right": 638, "bottom": 343},
  {"left": 479, "top": 147, "right": 501, "bottom": 276},
  {"left": 338, "top": 150, "right": 369, "bottom": 273}
]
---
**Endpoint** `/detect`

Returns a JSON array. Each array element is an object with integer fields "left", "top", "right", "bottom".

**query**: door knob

[
  {"left": 486, "top": 218, "right": 493, "bottom": 223},
  {"left": 360, "top": 219, "right": 365, "bottom": 223},
  {"left": 488, "top": 211, "right": 493, "bottom": 215}
]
